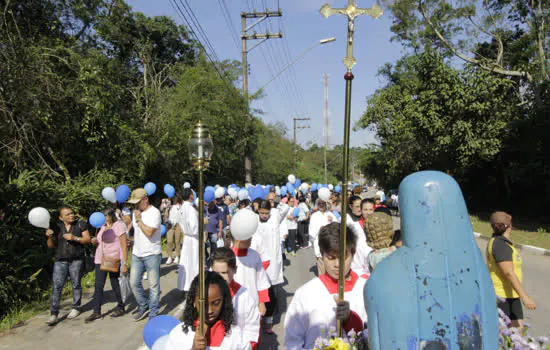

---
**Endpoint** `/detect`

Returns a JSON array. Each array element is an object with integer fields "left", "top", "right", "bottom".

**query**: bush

[{"left": 0, "top": 168, "right": 130, "bottom": 319}]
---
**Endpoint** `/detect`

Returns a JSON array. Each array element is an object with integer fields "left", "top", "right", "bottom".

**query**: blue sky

[{"left": 128, "top": 0, "right": 405, "bottom": 147}]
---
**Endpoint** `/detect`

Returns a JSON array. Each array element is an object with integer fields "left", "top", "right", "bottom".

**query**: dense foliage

[{"left": 356, "top": 0, "right": 549, "bottom": 216}]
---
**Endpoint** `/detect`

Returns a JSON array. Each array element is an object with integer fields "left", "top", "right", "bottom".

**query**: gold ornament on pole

[
  {"left": 188, "top": 121, "right": 213, "bottom": 337},
  {"left": 319, "top": 0, "right": 382, "bottom": 337}
]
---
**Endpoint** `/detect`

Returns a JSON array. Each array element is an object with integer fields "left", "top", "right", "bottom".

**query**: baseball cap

[
  {"left": 127, "top": 188, "right": 148, "bottom": 204},
  {"left": 490, "top": 211, "right": 512, "bottom": 227}
]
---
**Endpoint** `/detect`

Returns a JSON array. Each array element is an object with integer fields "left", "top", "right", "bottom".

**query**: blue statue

[{"left": 365, "top": 171, "right": 498, "bottom": 349}]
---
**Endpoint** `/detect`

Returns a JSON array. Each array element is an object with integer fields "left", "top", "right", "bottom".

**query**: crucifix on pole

[{"left": 319, "top": 0, "right": 382, "bottom": 337}]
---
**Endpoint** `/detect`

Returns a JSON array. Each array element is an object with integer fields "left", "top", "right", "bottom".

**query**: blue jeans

[
  {"left": 130, "top": 254, "right": 161, "bottom": 317},
  {"left": 50, "top": 259, "right": 83, "bottom": 316}
]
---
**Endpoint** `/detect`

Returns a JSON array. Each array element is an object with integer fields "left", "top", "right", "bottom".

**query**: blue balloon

[
  {"left": 312, "top": 183, "right": 318, "bottom": 191},
  {"left": 255, "top": 185, "right": 264, "bottom": 199},
  {"left": 144, "top": 182, "right": 156, "bottom": 196},
  {"left": 192, "top": 189, "right": 197, "bottom": 199},
  {"left": 160, "top": 224, "right": 166, "bottom": 236},
  {"left": 142, "top": 315, "right": 180, "bottom": 349},
  {"left": 335, "top": 185, "right": 342, "bottom": 193},
  {"left": 295, "top": 178, "right": 302, "bottom": 188},
  {"left": 286, "top": 183, "right": 295, "bottom": 194},
  {"left": 204, "top": 190, "right": 215, "bottom": 203},
  {"left": 281, "top": 187, "right": 287, "bottom": 196},
  {"left": 115, "top": 184, "right": 131, "bottom": 203},
  {"left": 205, "top": 186, "right": 215, "bottom": 193},
  {"left": 89, "top": 212, "right": 106, "bottom": 228},
  {"left": 292, "top": 207, "right": 300, "bottom": 218},
  {"left": 164, "top": 184, "right": 175, "bottom": 198},
  {"left": 332, "top": 210, "right": 341, "bottom": 220}
]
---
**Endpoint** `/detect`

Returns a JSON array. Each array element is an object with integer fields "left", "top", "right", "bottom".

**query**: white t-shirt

[
  {"left": 286, "top": 207, "right": 298, "bottom": 230},
  {"left": 132, "top": 205, "right": 162, "bottom": 257}
]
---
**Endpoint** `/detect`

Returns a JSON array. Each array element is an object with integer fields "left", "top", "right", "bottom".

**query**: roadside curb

[
  {"left": 136, "top": 297, "right": 186, "bottom": 350},
  {"left": 474, "top": 232, "right": 550, "bottom": 257}
]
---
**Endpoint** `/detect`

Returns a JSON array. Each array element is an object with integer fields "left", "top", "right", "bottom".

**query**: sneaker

[
  {"left": 166, "top": 257, "right": 173, "bottom": 265},
  {"left": 85, "top": 312, "right": 102, "bottom": 323},
  {"left": 174, "top": 256, "right": 179, "bottom": 264},
  {"left": 67, "top": 309, "right": 80, "bottom": 319},
  {"left": 291, "top": 252, "right": 296, "bottom": 257},
  {"left": 46, "top": 315, "right": 58, "bottom": 326},
  {"left": 110, "top": 308, "right": 125, "bottom": 318},
  {"left": 143, "top": 272, "right": 148, "bottom": 280},
  {"left": 133, "top": 308, "right": 150, "bottom": 322}
]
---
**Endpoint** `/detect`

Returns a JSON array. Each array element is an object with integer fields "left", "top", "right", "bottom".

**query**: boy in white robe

[
  {"left": 255, "top": 200, "right": 284, "bottom": 333},
  {"left": 230, "top": 232, "right": 271, "bottom": 318},
  {"left": 177, "top": 189, "right": 199, "bottom": 291},
  {"left": 166, "top": 272, "right": 251, "bottom": 350},
  {"left": 308, "top": 199, "right": 337, "bottom": 275},
  {"left": 211, "top": 248, "right": 261, "bottom": 349},
  {"left": 284, "top": 222, "right": 368, "bottom": 350}
]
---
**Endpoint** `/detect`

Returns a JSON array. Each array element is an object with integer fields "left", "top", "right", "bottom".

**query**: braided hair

[{"left": 181, "top": 271, "right": 234, "bottom": 335}]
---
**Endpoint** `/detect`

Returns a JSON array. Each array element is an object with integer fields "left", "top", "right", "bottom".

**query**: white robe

[
  {"left": 164, "top": 322, "right": 251, "bottom": 350},
  {"left": 346, "top": 214, "right": 372, "bottom": 276},
  {"left": 284, "top": 272, "right": 368, "bottom": 350},
  {"left": 231, "top": 281, "right": 261, "bottom": 345},
  {"left": 232, "top": 247, "right": 271, "bottom": 304},
  {"left": 255, "top": 209, "right": 284, "bottom": 285},
  {"left": 178, "top": 201, "right": 199, "bottom": 291},
  {"left": 308, "top": 211, "right": 337, "bottom": 258}
]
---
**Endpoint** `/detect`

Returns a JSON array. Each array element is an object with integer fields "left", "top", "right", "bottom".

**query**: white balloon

[
  {"left": 318, "top": 187, "right": 331, "bottom": 202},
  {"left": 215, "top": 187, "right": 225, "bottom": 199},
  {"left": 101, "top": 187, "right": 117, "bottom": 203},
  {"left": 238, "top": 189, "right": 249, "bottom": 201},
  {"left": 288, "top": 174, "right": 296, "bottom": 184},
  {"left": 275, "top": 186, "right": 281, "bottom": 196},
  {"left": 328, "top": 184, "right": 334, "bottom": 191},
  {"left": 151, "top": 334, "right": 170, "bottom": 350},
  {"left": 230, "top": 209, "right": 259, "bottom": 241},
  {"left": 183, "top": 182, "right": 191, "bottom": 189},
  {"left": 228, "top": 188, "right": 238, "bottom": 200},
  {"left": 300, "top": 183, "right": 309, "bottom": 192},
  {"left": 28, "top": 207, "right": 51, "bottom": 229}
]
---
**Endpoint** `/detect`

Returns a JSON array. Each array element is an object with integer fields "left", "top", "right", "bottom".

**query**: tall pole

[
  {"left": 242, "top": 16, "right": 251, "bottom": 184},
  {"left": 241, "top": 9, "right": 283, "bottom": 184},
  {"left": 320, "top": 0, "right": 383, "bottom": 337},
  {"left": 324, "top": 73, "right": 329, "bottom": 184},
  {"left": 197, "top": 166, "right": 205, "bottom": 336}
]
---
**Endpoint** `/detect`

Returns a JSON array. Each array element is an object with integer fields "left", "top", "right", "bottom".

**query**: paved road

[{"left": 1, "top": 217, "right": 548, "bottom": 349}]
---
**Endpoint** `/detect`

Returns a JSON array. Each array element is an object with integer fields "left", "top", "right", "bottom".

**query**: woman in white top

[{"left": 165, "top": 272, "right": 250, "bottom": 350}]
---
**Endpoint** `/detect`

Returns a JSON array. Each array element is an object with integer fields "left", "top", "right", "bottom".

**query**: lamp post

[
  {"left": 188, "top": 121, "right": 213, "bottom": 338},
  {"left": 253, "top": 37, "right": 336, "bottom": 95}
]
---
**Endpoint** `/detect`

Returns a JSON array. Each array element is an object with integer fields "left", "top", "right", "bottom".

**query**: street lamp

[
  {"left": 253, "top": 37, "right": 336, "bottom": 95},
  {"left": 188, "top": 121, "right": 213, "bottom": 338}
]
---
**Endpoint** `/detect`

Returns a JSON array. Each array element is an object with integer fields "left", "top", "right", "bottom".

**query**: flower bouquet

[
  {"left": 498, "top": 308, "right": 549, "bottom": 350},
  {"left": 313, "top": 326, "right": 369, "bottom": 350}
]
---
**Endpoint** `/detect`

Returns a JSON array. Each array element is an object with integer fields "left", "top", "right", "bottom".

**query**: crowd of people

[{"left": 42, "top": 182, "right": 536, "bottom": 349}]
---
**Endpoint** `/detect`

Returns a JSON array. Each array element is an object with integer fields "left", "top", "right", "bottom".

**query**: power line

[
  {"left": 217, "top": 0, "right": 241, "bottom": 54},
  {"left": 169, "top": 0, "right": 236, "bottom": 95}
]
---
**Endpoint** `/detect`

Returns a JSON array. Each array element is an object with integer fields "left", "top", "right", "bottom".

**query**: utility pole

[
  {"left": 293, "top": 117, "right": 311, "bottom": 170},
  {"left": 323, "top": 73, "right": 330, "bottom": 184},
  {"left": 242, "top": 8, "right": 283, "bottom": 184}
]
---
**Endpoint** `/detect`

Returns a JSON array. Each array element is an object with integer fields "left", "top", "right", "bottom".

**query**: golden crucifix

[
  {"left": 319, "top": 0, "right": 382, "bottom": 337},
  {"left": 320, "top": 2, "right": 383, "bottom": 71}
]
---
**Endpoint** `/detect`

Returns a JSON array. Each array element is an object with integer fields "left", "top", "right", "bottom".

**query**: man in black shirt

[{"left": 45, "top": 206, "right": 90, "bottom": 326}]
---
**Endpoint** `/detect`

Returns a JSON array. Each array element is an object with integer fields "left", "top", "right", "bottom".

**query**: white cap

[{"left": 183, "top": 182, "right": 191, "bottom": 189}]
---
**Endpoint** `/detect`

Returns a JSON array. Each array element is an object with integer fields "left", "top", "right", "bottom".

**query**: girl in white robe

[
  {"left": 211, "top": 247, "right": 261, "bottom": 349},
  {"left": 284, "top": 222, "right": 368, "bottom": 350},
  {"left": 165, "top": 272, "right": 251, "bottom": 350},
  {"left": 308, "top": 200, "right": 337, "bottom": 275},
  {"left": 178, "top": 194, "right": 199, "bottom": 291}
]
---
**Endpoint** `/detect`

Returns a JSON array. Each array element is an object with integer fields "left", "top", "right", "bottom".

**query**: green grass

[
  {"left": 470, "top": 215, "right": 550, "bottom": 250},
  {"left": 0, "top": 270, "right": 96, "bottom": 333}
]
